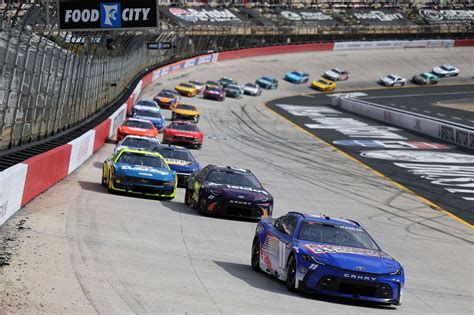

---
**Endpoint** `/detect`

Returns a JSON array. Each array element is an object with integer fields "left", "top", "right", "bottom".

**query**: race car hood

[
  {"left": 166, "top": 128, "right": 201, "bottom": 138},
  {"left": 155, "top": 96, "right": 177, "bottom": 103},
  {"left": 165, "top": 159, "right": 200, "bottom": 173},
  {"left": 206, "top": 183, "right": 270, "bottom": 201},
  {"left": 173, "top": 109, "right": 199, "bottom": 116},
  {"left": 300, "top": 242, "right": 401, "bottom": 275},
  {"left": 243, "top": 85, "right": 258, "bottom": 92},
  {"left": 257, "top": 78, "right": 273, "bottom": 84},
  {"left": 133, "top": 105, "right": 161, "bottom": 113},
  {"left": 134, "top": 115, "right": 164, "bottom": 125},
  {"left": 205, "top": 89, "right": 223, "bottom": 95},
  {"left": 118, "top": 126, "right": 156, "bottom": 137},
  {"left": 324, "top": 70, "right": 339, "bottom": 78},
  {"left": 114, "top": 163, "right": 175, "bottom": 181},
  {"left": 380, "top": 76, "right": 395, "bottom": 83}
]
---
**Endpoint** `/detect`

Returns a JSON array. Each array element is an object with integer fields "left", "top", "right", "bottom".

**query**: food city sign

[{"left": 58, "top": 1, "right": 158, "bottom": 30}]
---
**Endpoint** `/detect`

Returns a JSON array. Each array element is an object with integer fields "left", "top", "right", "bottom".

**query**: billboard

[
  {"left": 160, "top": 7, "right": 252, "bottom": 26},
  {"left": 348, "top": 9, "right": 412, "bottom": 26},
  {"left": 419, "top": 9, "right": 474, "bottom": 25},
  {"left": 277, "top": 10, "right": 337, "bottom": 26},
  {"left": 58, "top": 1, "right": 158, "bottom": 30}
]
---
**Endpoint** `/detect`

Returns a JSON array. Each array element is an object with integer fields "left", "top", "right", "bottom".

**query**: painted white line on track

[
  {"left": 410, "top": 107, "right": 419, "bottom": 111},
  {"left": 452, "top": 117, "right": 462, "bottom": 120},
  {"left": 423, "top": 110, "right": 431, "bottom": 113},
  {"left": 400, "top": 105, "right": 406, "bottom": 108},
  {"left": 362, "top": 91, "right": 474, "bottom": 100},
  {"left": 437, "top": 113, "right": 446, "bottom": 117}
]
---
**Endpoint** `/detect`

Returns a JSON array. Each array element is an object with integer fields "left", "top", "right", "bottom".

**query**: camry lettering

[{"left": 343, "top": 274, "right": 377, "bottom": 281}]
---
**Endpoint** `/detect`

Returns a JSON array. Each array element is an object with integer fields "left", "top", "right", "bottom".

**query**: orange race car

[
  {"left": 116, "top": 118, "right": 158, "bottom": 142},
  {"left": 153, "top": 89, "right": 180, "bottom": 109}
]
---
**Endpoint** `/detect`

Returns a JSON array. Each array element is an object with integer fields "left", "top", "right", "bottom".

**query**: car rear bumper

[
  {"left": 110, "top": 179, "right": 176, "bottom": 198},
  {"left": 200, "top": 197, "right": 272, "bottom": 219}
]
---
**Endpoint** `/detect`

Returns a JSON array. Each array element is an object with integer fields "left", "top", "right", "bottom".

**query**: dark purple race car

[
  {"left": 185, "top": 165, "right": 273, "bottom": 220},
  {"left": 203, "top": 87, "right": 225, "bottom": 101}
]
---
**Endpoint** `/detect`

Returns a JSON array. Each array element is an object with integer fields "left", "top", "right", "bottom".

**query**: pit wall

[{"left": 0, "top": 39, "right": 472, "bottom": 225}]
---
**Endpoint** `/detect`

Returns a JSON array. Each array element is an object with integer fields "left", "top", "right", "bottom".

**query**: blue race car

[
  {"left": 284, "top": 71, "right": 310, "bottom": 84},
  {"left": 256, "top": 76, "right": 278, "bottom": 90},
  {"left": 153, "top": 144, "right": 200, "bottom": 187},
  {"left": 102, "top": 148, "right": 177, "bottom": 199},
  {"left": 251, "top": 212, "right": 404, "bottom": 305},
  {"left": 131, "top": 106, "right": 166, "bottom": 131}
]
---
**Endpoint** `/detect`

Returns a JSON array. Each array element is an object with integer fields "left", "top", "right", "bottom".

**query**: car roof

[
  {"left": 207, "top": 165, "right": 252, "bottom": 174},
  {"left": 126, "top": 118, "right": 152, "bottom": 124},
  {"left": 122, "top": 135, "right": 159, "bottom": 141},
  {"left": 287, "top": 212, "right": 361, "bottom": 227},
  {"left": 261, "top": 76, "right": 275, "bottom": 80},
  {"left": 117, "top": 147, "right": 164, "bottom": 157}
]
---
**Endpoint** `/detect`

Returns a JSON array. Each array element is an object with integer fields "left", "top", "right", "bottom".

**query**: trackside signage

[{"left": 58, "top": 1, "right": 157, "bottom": 30}]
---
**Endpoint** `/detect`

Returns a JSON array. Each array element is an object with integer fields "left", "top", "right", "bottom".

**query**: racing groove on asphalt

[{"left": 1, "top": 48, "right": 473, "bottom": 314}]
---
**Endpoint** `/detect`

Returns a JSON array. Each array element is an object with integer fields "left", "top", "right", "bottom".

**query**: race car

[
  {"left": 242, "top": 83, "right": 262, "bottom": 96},
  {"left": 185, "top": 165, "right": 273, "bottom": 219},
  {"left": 251, "top": 212, "right": 404, "bottom": 305},
  {"left": 311, "top": 78, "right": 336, "bottom": 92},
  {"left": 284, "top": 71, "right": 310, "bottom": 84},
  {"left": 224, "top": 84, "right": 244, "bottom": 99},
  {"left": 175, "top": 82, "right": 198, "bottom": 97},
  {"left": 218, "top": 77, "right": 238, "bottom": 88},
  {"left": 256, "top": 76, "right": 278, "bottom": 89},
  {"left": 323, "top": 68, "right": 350, "bottom": 81},
  {"left": 116, "top": 118, "right": 158, "bottom": 142},
  {"left": 378, "top": 74, "right": 407, "bottom": 87},
  {"left": 162, "top": 121, "right": 203, "bottom": 149},
  {"left": 205, "top": 80, "right": 221, "bottom": 89},
  {"left": 131, "top": 106, "right": 165, "bottom": 131},
  {"left": 134, "top": 99, "right": 160, "bottom": 113},
  {"left": 412, "top": 72, "right": 439, "bottom": 85},
  {"left": 153, "top": 144, "right": 200, "bottom": 187},
  {"left": 432, "top": 64, "right": 460, "bottom": 77},
  {"left": 114, "top": 135, "right": 160, "bottom": 153},
  {"left": 189, "top": 80, "right": 206, "bottom": 94},
  {"left": 101, "top": 148, "right": 177, "bottom": 199},
  {"left": 154, "top": 89, "right": 180, "bottom": 109},
  {"left": 171, "top": 104, "right": 200, "bottom": 123},
  {"left": 203, "top": 87, "right": 225, "bottom": 101}
]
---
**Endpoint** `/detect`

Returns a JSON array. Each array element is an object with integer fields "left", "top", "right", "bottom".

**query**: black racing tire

[
  {"left": 101, "top": 165, "right": 107, "bottom": 186},
  {"left": 286, "top": 254, "right": 297, "bottom": 292},
  {"left": 185, "top": 188, "right": 194, "bottom": 207},
  {"left": 251, "top": 237, "right": 261, "bottom": 272},
  {"left": 107, "top": 171, "right": 114, "bottom": 193},
  {"left": 197, "top": 194, "right": 206, "bottom": 214}
]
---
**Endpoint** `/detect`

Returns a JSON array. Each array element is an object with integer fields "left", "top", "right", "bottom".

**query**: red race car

[
  {"left": 203, "top": 87, "right": 225, "bottom": 101},
  {"left": 116, "top": 118, "right": 158, "bottom": 142},
  {"left": 162, "top": 121, "right": 203, "bottom": 149}
]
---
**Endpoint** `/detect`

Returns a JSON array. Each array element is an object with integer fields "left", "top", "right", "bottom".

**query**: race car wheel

[
  {"left": 101, "top": 165, "right": 107, "bottom": 186},
  {"left": 197, "top": 194, "right": 207, "bottom": 215},
  {"left": 107, "top": 171, "right": 114, "bottom": 193},
  {"left": 286, "top": 254, "right": 297, "bottom": 292},
  {"left": 251, "top": 237, "right": 261, "bottom": 272},
  {"left": 184, "top": 188, "right": 193, "bottom": 207}
]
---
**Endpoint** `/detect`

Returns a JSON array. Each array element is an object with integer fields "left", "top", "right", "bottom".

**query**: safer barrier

[
  {"left": 1, "top": 38, "right": 473, "bottom": 226},
  {"left": 331, "top": 96, "right": 473, "bottom": 150}
]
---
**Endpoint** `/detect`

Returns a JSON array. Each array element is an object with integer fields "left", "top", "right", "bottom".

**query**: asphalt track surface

[{"left": 1, "top": 48, "right": 474, "bottom": 314}]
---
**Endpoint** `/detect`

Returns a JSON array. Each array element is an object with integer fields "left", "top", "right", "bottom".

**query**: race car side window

[{"left": 281, "top": 214, "right": 299, "bottom": 236}]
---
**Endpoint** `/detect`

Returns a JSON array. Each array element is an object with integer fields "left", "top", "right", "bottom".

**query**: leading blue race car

[
  {"left": 284, "top": 71, "right": 310, "bottom": 84},
  {"left": 153, "top": 144, "right": 200, "bottom": 187},
  {"left": 251, "top": 212, "right": 404, "bottom": 305}
]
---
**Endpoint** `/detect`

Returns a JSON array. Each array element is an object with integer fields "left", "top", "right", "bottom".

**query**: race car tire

[
  {"left": 402, "top": 82, "right": 406, "bottom": 86},
  {"left": 184, "top": 188, "right": 192, "bottom": 207},
  {"left": 251, "top": 237, "right": 261, "bottom": 272},
  {"left": 101, "top": 165, "right": 107, "bottom": 186},
  {"left": 197, "top": 194, "right": 207, "bottom": 215},
  {"left": 107, "top": 171, "right": 114, "bottom": 193},
  {"left": 286, "top": 254, "right": 298, "bottom": 292},
  {"left": 194, "top": 144, "right": 202, "bottom": 150}
]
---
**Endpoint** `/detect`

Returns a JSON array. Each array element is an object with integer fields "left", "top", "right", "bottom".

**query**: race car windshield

[
  {"left": 441, "top": 65, "right": 452, "bottom": 71},
  {"left": 227, "top": 86, "right": 240, "bottom": 91},
  {"left": 332, "top": 68, "right": 343, "bottom": 74},
  {"left": 155, "top": 148, "right": 193, "bottom": 161},
  {"left": 206, "top": 81, "right": 219, "bottom": 85},
  {"left": 206, "top": 170, "right": 262, "bottom": 188},
  {"left": 318, "top": 79, "right": 328, "bottom": 85},
  {"left": 176, "top": 104, "right": 196, "bottom": 111},
  {"left": 117, "top": 152, "right": 167, "bottom": 169},
  {"left": 189, "top": 81, "right": 202, "bottom": 85},
  {"left": 298, "top": 221, "right": 379, "bottom": 250},
  {"left": 421, "top": 73, "right": 430, "bottom": 79},
  {"left": 387, "top": 75, "right": 396, "bottom": 80},
  {"left": 207, "top": 88, "right": 220, "bottom": 93},
  {"left": 133, "top": 109, "right": 161, "bottom": 118},
  {"left": 179, "top": 83, "right": 194, "bottom": 89},
  {"left": 262, "top": 77, "right": 273, "bottom": 82},
  {"left": 123, "top": 120, "right": 153, "bottom": 129},
  {"left": 291, "top": 71, "right": 302, "bottom": 76},
  {"left": 170, "top": 123, "right": 198, "bottom": 131},
  {"left": 158, "top": 91, "right": 175, "bottom": 98},
  {"left": 121, "top": 138, "right": 158, "bottom": 150},
  {"left": 245, "top": 84, "right": 256, "bottom": 88},
  {"left": 136, "top": 100, "right": 157, "bottom": 108}
]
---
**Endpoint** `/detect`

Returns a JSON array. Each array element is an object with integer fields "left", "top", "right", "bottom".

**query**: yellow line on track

[{"left": 264, "top": 99, "right": 474, "bottom": 229}]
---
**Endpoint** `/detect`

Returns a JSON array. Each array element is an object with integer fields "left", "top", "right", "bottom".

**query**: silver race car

[
  {"left": 323, "top": 68, "right": 349, "bottom": 81},
  {"left": 379, "top": 74, "right": 407, "bottom": 87},
  {"left": 241, "top": 82, "right": 262, "bottom": 96},
  {"left": 432, "top": 64, "right": 460, "bottom": 77}
]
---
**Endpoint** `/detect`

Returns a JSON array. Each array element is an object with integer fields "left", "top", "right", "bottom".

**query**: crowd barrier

[{"left": 1, "top": 38, "right": 473, "bottom": 226}]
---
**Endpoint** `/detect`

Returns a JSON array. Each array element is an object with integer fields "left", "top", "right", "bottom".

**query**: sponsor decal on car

[
  {"left": 304, "top": 244, "right": 386, "bottom": 258},
  {"left": 164, "top": 158, "right": 190, "bottom": 166},
  {"left": 226, "top": 185, "right": 269, "bottom": 195},
  {"left": 262, "top": 235, "right": 279, "bottom": 256},
  {"left": 120, "top": 165, "right": 169, "bottom": 175}
]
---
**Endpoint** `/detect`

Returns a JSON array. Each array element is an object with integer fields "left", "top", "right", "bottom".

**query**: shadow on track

[
  {"left": 78, "top": 181, "right": 108, "bottom": 194},
  {"left": 214, "top": 261, "right": 397, "bottom": 310}
]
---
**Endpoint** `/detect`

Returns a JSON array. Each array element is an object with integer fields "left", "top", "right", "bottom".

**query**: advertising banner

[
  {"left": 160, "top": 7, "right": 252, "bottom": 26},
  {"left": 58, "top": 1, "right": 158, "bottom": 30},
  {"left": 348, "top": 9, "right": 412, "bottom": 26},
  {"left": 277, "top": 10, "right": 337, "bottom": 26},
  {"left": 419, "top": 9, "right": 474, "bottom": 25}
]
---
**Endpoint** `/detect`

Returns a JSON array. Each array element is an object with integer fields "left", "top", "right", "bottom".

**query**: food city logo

[
  {"left": 419, "top": 9, "right": 474, "bottom": 24},
  {"left": 352, "top": 10, "right": 405, "bottom": 22},
  {"left": 62, "top": 2, "right": 153, "bottom": 29},
  {"left": 280, "top": 10, "right": 333, "bottom": 21},
  {"left": 169, "top": 8, "right": 242, "bottom": 24}
]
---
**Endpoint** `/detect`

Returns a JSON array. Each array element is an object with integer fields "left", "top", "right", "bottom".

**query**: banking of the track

[{"left": 1, "top": 47, "right": 473, "bottom": 314}]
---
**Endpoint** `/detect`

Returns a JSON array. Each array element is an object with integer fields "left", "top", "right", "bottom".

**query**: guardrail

[
  {"left": 1, "top": 38, "right": 473, "bottom": 227},
  {"left": 330, "top": 96, "right": 474, "bottom": 150}
]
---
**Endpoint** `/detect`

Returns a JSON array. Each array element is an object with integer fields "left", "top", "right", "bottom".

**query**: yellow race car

[
  {"left": 175, "top": 83, "right": 198, "bottom": 97},
  {"left": 311, "top": 78, "right": 336, "bottom": 92},
  {"left": 171, "top": 104, "right": 200, "bottom": 122}
]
